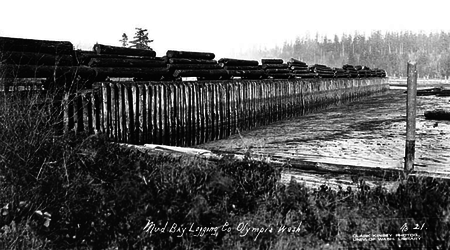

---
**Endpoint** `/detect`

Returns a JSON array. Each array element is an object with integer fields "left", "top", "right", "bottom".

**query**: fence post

[{"left": 405, "top": 61, "right": 417, "bottom": 175}]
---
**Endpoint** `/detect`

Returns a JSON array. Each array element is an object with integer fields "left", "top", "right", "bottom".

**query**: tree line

[{"left": 239, "top": 31, "right": 450, "bottom": 78}]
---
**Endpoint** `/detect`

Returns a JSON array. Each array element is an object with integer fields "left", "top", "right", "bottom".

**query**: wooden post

[{"left": 405, "top": 61, "right": 417, "bottom": 174}]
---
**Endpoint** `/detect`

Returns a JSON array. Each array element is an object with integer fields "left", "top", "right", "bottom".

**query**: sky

[{"left": 1, "top": 0, "right": 449, "bottom": 59}]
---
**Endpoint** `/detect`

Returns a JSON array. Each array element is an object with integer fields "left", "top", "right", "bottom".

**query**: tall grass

[{"left": 1, "top": 80, "right": 450, "bottom": 249}]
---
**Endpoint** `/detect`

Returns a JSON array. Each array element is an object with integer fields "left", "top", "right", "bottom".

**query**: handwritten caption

[{"left": 143, "top": 220, "right": 302, "bottom": 240}]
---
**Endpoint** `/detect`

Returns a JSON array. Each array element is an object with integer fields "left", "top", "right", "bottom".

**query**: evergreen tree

[
  {"left": 129, "top": 28, "right": 153, "bottom": 50},
  {"left": 119, "top": 33, "right": 128, "bottom": 47}
]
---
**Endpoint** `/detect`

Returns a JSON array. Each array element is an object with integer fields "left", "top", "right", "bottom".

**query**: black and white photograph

[{"left": 1, "top": 0, "right": 449, "bottom": 249}]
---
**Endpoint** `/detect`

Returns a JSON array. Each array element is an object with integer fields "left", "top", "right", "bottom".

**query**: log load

[
  {"left": 288, "top": 58, "right": 308, "bottom": 67},
  {"left": 167, "top": 63, "right": 224, "bottom": 70},
  {"left": 292, "top": 72, "right": 316, "bottom": 78},
  {"left": 173, "top": 69, "right": 228, "bottom": 79},
  {"left": 168, "top": 58, "right": 217, "bottom": 64},
  {"left": 0, "top": 36, "right": 74, "bottom": 55},
  {"left": 75, "top": 50, "right": 162, "bottom": 65},
  {"left": 261, "top": 58, "right": 284, "bottom": 64},
  {"left": 166, "top": 50, "right": 215, "bottom": 60},
  {"left": 93, "top": 67, "right": 170, "bottom": 78},
  {"left": 265, "top": 68, "right": 290, "bottom": 74},
  {"left": 333, "top": 68, "right": 349, "bottom": 78},
  {"left": 1, "top": 51, "right": 75, "bottom": 66},
  {"left": 218, "top": 58, "right": 259, "bottom": 66},
  {"left": 225, "top": 69, "right": 266, "bottom": 79},
  {"left": 424, "top": 109, "right": 450, "bottom": 120},
  {"left": 0, "top": 64, "right": 96, "bottom": 79},
  {"left": 88, "top": 57, "right": 167, "bottom": 67},
  {"left": 261, "top": 64, "right": 289, "bottom": 69},
  {"left": 222, "top": 65, "right": 260, "bottom": 70},
  {"left": 93, "top": 44, "right": 156, "bottom": 57},
  {"left": 268, "top": 73, "right": 293, "bottom": 79}
]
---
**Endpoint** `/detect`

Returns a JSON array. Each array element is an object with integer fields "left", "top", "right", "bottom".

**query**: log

[
  {"left": 218, "top": 58, "right": 259, "bottom": 66},
  {"left": 223, "top": 65, "right": 260, "bottom": 70},
  {"left": 268, "top": 73, "right": 292, "bottom": 79},
  {"left": 261, "top": 59, "right": 284, "bottom": 64},
  {"left": 261, "top": 64, "right": 289, "bottom": 69},
  {"left": 93, "top": 67, "right": 169, "bottom": 78},
  {"left": 291, "top": 69, "right": 310, "bottom": 74},
  {"left": 288, "top": 65, "right": 308, "bottom": 70},
  {"left": 289, "top": 58, "right": 307, "bottom": 65},
  {"left": 265, "top": 68, "right": 290, "bottom": 74},
  {"left": 168, "top": 58, "right": 217, "bottom": 64},
  {"left": 1, "top": 51, "right": 74, "bottom": 66},
  {"left": 226, "top": 70, "right": 266, "bottom": 78},
  {"left": 75, "top": 50, "right": 163, "bottom": 65},
  {"left": 0, "top": 64, "right": 96, "bottom": 79},
  {"left": 166, "top": 50, "right": 215, "bottom": 60},
  {"left": 88, "top": 57, "right": 167, "bottom": 67},
  {"left": 93, "top": 44, "right": 156, "bottom": 57},
  {"left": 173, "top": 69, "right": 228, "bottom": 78},
  {"left": 167, "top": 63, "right": 224, "bottom": 70},
  {"left": 424, "top": 109, "right": 450, "bottom": 120},
  {"left": 0, "top": 36, "right": 74, "bottom": 55}
]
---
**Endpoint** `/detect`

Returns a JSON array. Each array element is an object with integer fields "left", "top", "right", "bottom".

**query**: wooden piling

[{"left": 405, "top": 61, "right": 417, "bottom": 174}]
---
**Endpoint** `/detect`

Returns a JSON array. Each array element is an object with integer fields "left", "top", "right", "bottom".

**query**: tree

[
  {"left": 119, "top": 33, "right": 128, "bottom": 47},
  {"left": 129, "top": 28, "right": 153, "bottom": 50}
]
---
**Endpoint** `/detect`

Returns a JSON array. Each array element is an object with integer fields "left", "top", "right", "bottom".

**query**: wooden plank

[
  {"left": 161, "top": 83, "right": 169, "bottom": 145},
  {"left": 102, "top": 83, "right": 110, "bottom": 137},
  {"left": 146, "top": 83, "right": 153, "bottom": 144}
]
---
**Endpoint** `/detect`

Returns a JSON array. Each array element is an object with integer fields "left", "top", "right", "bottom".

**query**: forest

[{"left": 239, "top": 31, "right": 450, "bottom": 79}]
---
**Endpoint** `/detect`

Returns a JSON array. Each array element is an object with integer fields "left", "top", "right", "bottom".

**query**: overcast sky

[{"left": 1, "top": 0, "right": 449, "bottom": 59}]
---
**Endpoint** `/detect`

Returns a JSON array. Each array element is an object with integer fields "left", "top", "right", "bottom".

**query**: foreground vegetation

[{"left": 1, "top": 91, "right": 450, "bottom": 250}]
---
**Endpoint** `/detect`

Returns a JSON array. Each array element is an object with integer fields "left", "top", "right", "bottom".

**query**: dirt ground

[{"left": 198, "top": 81, "right": 450, "bottom": 187}]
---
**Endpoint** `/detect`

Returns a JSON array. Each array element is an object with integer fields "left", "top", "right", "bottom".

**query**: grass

[{"left": 1, "top": 87, "right": 450, "bottom": 249}]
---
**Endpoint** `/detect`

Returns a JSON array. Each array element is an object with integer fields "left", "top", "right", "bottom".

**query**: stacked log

[
  {"left": 309, "top": 64, "right": 334, "bottom": 78},
  {"left": 0, "top": 36, "right": 78, "bottom": 77},
  {"left": 166, "top": 50, "right": 227, "bottom": 80},
  {"left": 372, "top": 68, "right": 387, "bottom": 77},
  {"left": 0, "top": 36, "right": 97, "bottom": 91},
  {"left": 78, "top": 44, "right": 169, "bottom": 81},
  {"left": 355, "top": 65, "right": 371, "bottom": 78},
  {"left": 343, "top": 64, "right": 359, "bottom": 78},
  {"left": 288, "top": 58, "right": 315, "bottom": 78},
  {"left": 261, "top": 59, "right": 292, "bottom": 79},
  {"left": 333, "top": 67, "right": 349, "bottom": 78},
  {"left": 218, "top": 58, "right": 265, "bottom": 79}
]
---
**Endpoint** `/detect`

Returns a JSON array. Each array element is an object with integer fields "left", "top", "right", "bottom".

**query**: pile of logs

[
  {"left": 0, "top": 36, "right": 94, "bottom": 88},
  {"left": 261, "top": 59, "right": 292, "bottom": 79},
  {"left": 166, "top": 50, "right": 227, "bottom": 80},
  {"left": 218, "top": 58, "right": 265, "bottom": 79},
  {"left": 288, "top": 58, "right": 315, "bottom": 78},
  {"left": 76, "top": 44, "right": 169, "bottom": 81},
  {"left": 309, "top": 64, "right": 334, "bottom": 78},
  {"left": 373, "top": 68, "right": 387, "bottom": 78},
  {"left": 1, "top": 36, "right": 389, "bottom": 87},
  {"left": 343, "top": 64, "right": 359, "bottom": 78},
  {"left": 333, "top": 67, "right": 349, "bottom": 78}
]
